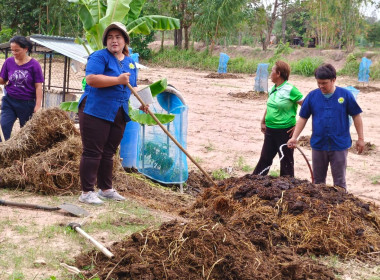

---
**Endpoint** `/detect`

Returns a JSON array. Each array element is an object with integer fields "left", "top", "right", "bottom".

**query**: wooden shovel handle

[
  {"left": 0, "top": 199, "right": 60, "bottom": 211},
  {"left": 74, "top": 226, "right": 114, "bottom": 258},
  {"left": 127, "top": 83, "right": 217, "bottom": 187}
]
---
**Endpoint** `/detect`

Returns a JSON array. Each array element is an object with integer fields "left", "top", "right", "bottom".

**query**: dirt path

[{"left": 138, "top": 66, "right": 380, "bottom": 204}]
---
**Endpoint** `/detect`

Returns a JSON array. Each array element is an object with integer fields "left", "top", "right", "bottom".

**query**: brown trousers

[{"left": 78, "top": 99, "right": 126, "bottom": 192}]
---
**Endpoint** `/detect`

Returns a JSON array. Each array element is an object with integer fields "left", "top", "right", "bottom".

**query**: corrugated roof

[
  {"left": 0, "top": 34, "right": 147, "bottom": 68},
  {"left": 30, "top": 35, "right": 92, "bottom": 64}
]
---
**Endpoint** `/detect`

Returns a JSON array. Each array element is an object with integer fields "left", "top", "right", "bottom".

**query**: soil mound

[
  {"left": 75, "top": 175, "right": 380, "bottom": 279},
  {"left": 228, "top": 90, "right": 268, "bottom": 100},
  {"left": 205, "top": 73, "right": 242, "bottom": 79},
  {"left": 297, "top": 135, "right": 375, "bottom": 155}
]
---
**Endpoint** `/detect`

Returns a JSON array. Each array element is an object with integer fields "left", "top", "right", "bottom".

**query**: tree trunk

[
  {"left": 161, "top": 31, "right": 165, "bottom": 51},
  {"left": 177, "top": 27, "right": 183, "bottom": 49},
  {"left": 184, "top": 26, "right": 190, "bottom": 50},
  {"left": 264, "top": 0, "right": 278, "bottom": 50},
  {"left": 238, "top": 32, "right": 242, "bottom": 46},
  {"left": 174, "top": 29, "right": 178, "bottom": 47},
  {"left": 281, "top": 3, "right": 287, "bottom": 43}
]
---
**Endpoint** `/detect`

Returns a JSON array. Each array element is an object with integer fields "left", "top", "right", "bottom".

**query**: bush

[
  {"left": 291, "top": 57, "right": 323, "bottom": 77},
  {"left": 338, "top": 53, "right": 360, "bottom": 77}
]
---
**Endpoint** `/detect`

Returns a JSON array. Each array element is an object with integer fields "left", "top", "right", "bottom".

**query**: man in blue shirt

[{"left": 287, "top": 64, "right": 364, "bottom": 189}]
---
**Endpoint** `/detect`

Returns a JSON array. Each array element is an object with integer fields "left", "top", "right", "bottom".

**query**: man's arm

[
  {"left": 352, "top": 114, "right": 364, "bottom": 154},
  {"left": 287, "top": 117, "right": 308, "bottom": 148}
]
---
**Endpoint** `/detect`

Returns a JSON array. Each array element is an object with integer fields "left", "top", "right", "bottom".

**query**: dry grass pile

[
  {"left": 0, "top": 107, "right": 79, "bottom": 169},
  {"left": 75, "top": 175, "right": 380, "bottom": 279},
  {"left": 0, "top": 108, "right": 192, "bottom": 210},
  {"left": 0, "top": 136, "right": 82, "bottom": 194}
]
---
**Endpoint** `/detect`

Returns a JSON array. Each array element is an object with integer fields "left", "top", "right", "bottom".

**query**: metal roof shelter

[{"left": 0, "top": 35, "right": 90, "bottom": 103}]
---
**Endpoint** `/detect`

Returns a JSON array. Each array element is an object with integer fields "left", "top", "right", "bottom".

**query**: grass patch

[
  {"left": 212, "top": 169, "right": 230, "bottom": 180},
  {"left": 338, "top": 53, "right": 360, "bottom": 77},
  {"left": 371, "top": 175, "right": 380, "bottom": 184},
  {"left": 235, "top": 156, "right": 253, "bottom": 172},
  {"left": 150, "top": 48, "right": 260, "bottom": 74},
  {"left": 290, "top": 57, "right": 323, "bottom": 76},
  {"left": 205, "top": 141, "right": 215, "bottom": 152},
  {"left": 269, "top": 170, "right": 280, "bottom": 177},
  {"left": 0, "top": 189, "right": 164, "bottom": 280}
]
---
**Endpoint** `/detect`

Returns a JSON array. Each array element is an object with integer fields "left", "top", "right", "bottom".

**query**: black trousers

[
  {"left": 78, "top": 98, "right": 126, "bottom": 192},
  {"left": 252, "top": 126, "right": 294, "bottom": 177}
]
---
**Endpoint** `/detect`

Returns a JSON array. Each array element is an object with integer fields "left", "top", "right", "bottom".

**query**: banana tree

[{"left": 67, "top": 0, "right": 180, "bottom": 52}]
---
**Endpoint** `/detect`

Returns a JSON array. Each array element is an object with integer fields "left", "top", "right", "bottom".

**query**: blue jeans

[{"left": 1, "top": 94, "right": 35, "bottom": 141}]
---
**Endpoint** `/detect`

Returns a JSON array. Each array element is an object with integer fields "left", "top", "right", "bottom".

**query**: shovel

[{"left": 0, "top": 199, "right": 89, "bottom": 217}]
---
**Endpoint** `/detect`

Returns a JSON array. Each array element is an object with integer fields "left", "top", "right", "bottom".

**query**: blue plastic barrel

[
  {"left": 120, "top": 121, "right": 140, "bottom": 168},
  {"left": 218, "top": 53, "right": 230, "bottom": 73},
  {"left": 131, "top": 53, "right": 139, "bottom": 63}
]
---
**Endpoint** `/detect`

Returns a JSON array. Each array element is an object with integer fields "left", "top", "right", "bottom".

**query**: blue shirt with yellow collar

[
  {"left": 300, "top": 86, "right": 362, "bottom": 151},
  {"left": 79, "top": 48, "right": 137, "bottom": 122}
]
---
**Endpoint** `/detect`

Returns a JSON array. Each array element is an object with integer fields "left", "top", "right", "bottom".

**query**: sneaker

[
  {"left": 79, "top": 191, "right": 104, "bottom": 205},
  {"left": 98, "top": 189, "right": 126, "bottom": 201}
]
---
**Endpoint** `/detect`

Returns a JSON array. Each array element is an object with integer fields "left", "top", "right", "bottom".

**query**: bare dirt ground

[
  {"left": 1, "top": 49, "right": 380, "bottom": 278},
  {"left": 137, "top": 65, "right": 380, "bottom": 204}
]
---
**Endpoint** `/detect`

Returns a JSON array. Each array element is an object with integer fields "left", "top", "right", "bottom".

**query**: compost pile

[{"left": 75, "top": 174, "right": 380, "bottom": 279}]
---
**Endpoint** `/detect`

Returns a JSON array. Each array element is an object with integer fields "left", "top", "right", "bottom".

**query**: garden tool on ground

[
  {"left": 67, "top": 222, "right": 114, "bottom": 258},
  {"left": 258, "top": 144, "right": 314, "bottom": 183},
  {"left": 0, "top": 125, "right": 5, "bottom": 142},
  {"left": 0, "top": 199, "right": 89, "bottom": 217},
  {"left": 127, "top": 83, "right": 217, "bottom": 187}
]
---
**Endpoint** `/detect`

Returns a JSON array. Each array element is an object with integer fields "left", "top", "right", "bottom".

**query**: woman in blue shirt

[{"left": 78, "top": 22, "right": 139, "bottom": 204}]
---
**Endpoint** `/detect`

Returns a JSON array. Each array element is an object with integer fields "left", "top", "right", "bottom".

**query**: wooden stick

[
  {"left": 127, "top": 83, "right": 217, "bottom": 187},
  {"left": 0, "top": 125, "right": 5, "bottom": 143}
]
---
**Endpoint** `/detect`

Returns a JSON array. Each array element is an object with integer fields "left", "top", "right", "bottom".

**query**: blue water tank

[{"left": 120, "top": 121, "right": 140, "bottom": 168}]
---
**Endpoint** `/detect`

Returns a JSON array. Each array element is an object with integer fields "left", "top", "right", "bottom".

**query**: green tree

[
  {"left": 193, "top": 0, "right": 247, "bottom": 55},
  {"left": 367, "top": 21, "right": 380, "bottom": 46}
]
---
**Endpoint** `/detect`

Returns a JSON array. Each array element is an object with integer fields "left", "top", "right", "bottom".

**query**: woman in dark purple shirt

[{"left": 0, "top": 36, "right": 44, "bottom": 141}]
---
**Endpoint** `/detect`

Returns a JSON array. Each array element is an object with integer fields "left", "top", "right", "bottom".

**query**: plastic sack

[
  {"left": 343, "top": 86, "right": 360, "bottom": 127},
  {"left": 358, "top": 57, "right": 372, "bottom": 83},
  {"left": 218, "top": 53, "right": 230, "bottom": 73},
  {"left": 131, "top": 53, "right": 139, "bottom": 63},
  {"left": 255, "top": 63, "right": 269, "bottom": 92}
]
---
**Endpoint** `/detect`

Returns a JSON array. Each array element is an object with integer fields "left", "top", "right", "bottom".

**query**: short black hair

[
  {"left": 9, "top": 36, "right": 33, "bottom": 52},
  {"left": 314, "top": 63, "right": 336, "bottom": 80}
]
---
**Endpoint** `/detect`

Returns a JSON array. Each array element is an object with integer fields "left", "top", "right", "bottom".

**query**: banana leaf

[
  {"left": 129, "top": 108, "right": 175, "bottom": 125},
  {"left": 60, "top": 101, "right": 79, "bottom": 113},
  {"left": 150, "top": 78, "right": 167, "bottom": 97},
  {"left": 126, "top": 15, "right": 180, "bottom": 35}
]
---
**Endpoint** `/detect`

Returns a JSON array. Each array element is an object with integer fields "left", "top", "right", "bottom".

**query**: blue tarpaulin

[
  {"left": 255, "top": 63, "right": 269, "bottom": 92},
  {"left": 218, "top": 53, "right": 230, "bottom": 73},
  {"left": 358, "top": 57, "right": 372, "bottom": 83}
]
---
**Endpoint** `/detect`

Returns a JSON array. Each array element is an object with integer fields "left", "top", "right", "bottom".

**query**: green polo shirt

[{"left": 265, "top": 81, "right": 303, "bottom": 129}]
